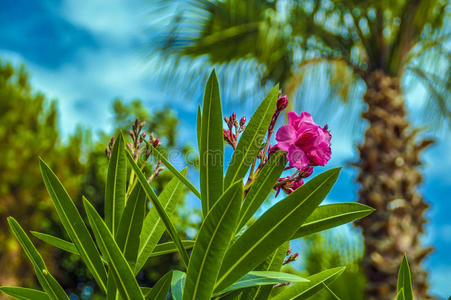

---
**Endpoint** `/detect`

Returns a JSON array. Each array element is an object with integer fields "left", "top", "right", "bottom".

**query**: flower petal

[{"left": 287, "top": 145, "right": 310, "bottom": 170}]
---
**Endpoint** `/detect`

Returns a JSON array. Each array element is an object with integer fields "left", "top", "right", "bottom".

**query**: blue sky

[{"left": 1, "top": 0, "right": 450, "bottom": 297}]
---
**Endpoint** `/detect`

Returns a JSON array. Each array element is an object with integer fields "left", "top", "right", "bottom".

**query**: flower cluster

[
  {"left": 106, "top": 118, "right": 164, "bottom": 184},
  {"left": 223, "top": 113, "right": 246, "bottom": 150},
  {"left": 276, "top": 111, "right": 331, "bottom": 169},
  {"left": 273, "top": 111, "right": 331, "bottom": 195},
  {"left": 224, "top": 93, "right": 331, "bottom": 196}
]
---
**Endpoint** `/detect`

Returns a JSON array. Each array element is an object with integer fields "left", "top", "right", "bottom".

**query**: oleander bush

[{"left": 0, "top": 70, "right": 414, "bottom": 299}]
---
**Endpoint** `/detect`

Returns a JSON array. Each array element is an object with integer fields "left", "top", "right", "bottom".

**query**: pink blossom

[{"left": 275, "top": 111, "right": 331, "bottom": 169}]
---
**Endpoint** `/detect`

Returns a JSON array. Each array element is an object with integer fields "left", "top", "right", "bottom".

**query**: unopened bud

[
  {"left": 276, "top": 95, "right": 289, "bottom": 111},
  {"left": 153, "top": 138, "right": 160, "bottom": 147},
  {"left": 240, "top": 116, "right": 246, "bottom": 127},
  {"left": 141, "top": 132, "right": 147, "bottom": 139},
  {"left": 231, "top": 112, "right": 236, "bottom": 121}
]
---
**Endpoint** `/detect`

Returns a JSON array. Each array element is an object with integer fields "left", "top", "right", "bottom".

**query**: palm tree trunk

[{"left": 356, "top": 70, "right": 433, "bottom": 300}]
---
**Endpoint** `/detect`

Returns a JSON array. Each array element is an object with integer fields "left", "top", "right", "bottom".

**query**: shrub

[{"left": 0, "top": 71, "right": 382, "bottom": 300}]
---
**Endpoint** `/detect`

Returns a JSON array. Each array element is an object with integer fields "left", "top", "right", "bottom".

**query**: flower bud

[
  {"left": 141, "top": 132, "right": 147, "bottom": 139},
  {"left": 153, "top": 138, "right": 160, "bottom": 147},
  {"left": 240, "top": 116, "right": 246, "bottom": 127},
  {"left": 276, "top": 95, "right": 289, "bottom": 111}
]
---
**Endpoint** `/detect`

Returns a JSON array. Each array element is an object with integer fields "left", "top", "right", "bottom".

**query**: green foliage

[
  {"left": 302, "top": 232, "right": 366, "bottom": 300},
  {"left": 0, "top": 59, "right": 85, "bottom": 287},
  {"left": 183, "top": 181, "right": 242, "bottom": 299},
  {"left": 1, "top": 70, "right": 376, "bottom": 299},
  {"left": 397, "top": 255, "right": 413, "bottom": 300},
  {"left": 224, "top": 84, "right": 279, "bottom": 188},
  {"left": 199, "top": 70, "right": 224, "bottom": 215}
]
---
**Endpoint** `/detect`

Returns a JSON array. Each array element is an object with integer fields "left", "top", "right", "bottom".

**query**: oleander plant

[{"left": 0, "top": 70, "right": 412, "bottom": 299}]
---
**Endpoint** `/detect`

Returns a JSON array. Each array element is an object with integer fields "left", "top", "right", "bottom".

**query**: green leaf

[
  {"left": 291, "top": 203, "right": 375, "bottom": 239},
  {"left": 271, "top": 267, "right": 346, "bottom": 300},
  {"left": 183, "top": 181, "right": 243, "bottom": 300},
  {"left": 197, "top": 104, "right": 202, "bottom": 153},
  {"left": 31, "top": 231, "right": 78, "bottom": 256},
  {"left": 151, "top": 240, "right": 195, "bottom": 257},
  {"left": 134, "top": 169, "right": 187, "bottom": 273},
  {"left": 396, "top": 288, "right": 405, "bottom": 300},
  {"left": 145, "top": 271, "right": 173, "bottom": 300},
  {"left": 144, "top": 140, "right": 200, "bottom": 198},
  {"left": 397, "top": 254, "right": 413, "bottom": 300},
  {"left": 32, "top": 231, "right": 192, "bottom": 262},
  {"left": 83, "top": 198, "right": 144, "bottom": 300},
  {"left": 7, "top": 217, "right": 68, "bottom": 300},
  {"left": 126, "top": 151, "right": 189, "bottom": 268},
  {"left": 106, "top": 274, "right": 118, "bottom": 300},
  {"left": 115, "top": 183, "right": 146, "bottom": 268},
  {"left": 224, "top": 84, "right": 279, "bottom": 188},
  {"left": 171, "top": 271, "right": 186, "bottom": 300},
  {"left": 214, "top": 271, "right": 308, "bottom": 297},
  {"left": 238, "top": 151, "right": 286, "bottom": 230},
  {"left": 199, "top": 69, "right": 224, "bottom": 214},
  {"left": 39, "top": 159, "right": 108, "bottom": 291},
  {"left": 240, "top": 242, "right": 288, "bottom": 300},
  {"left": 105, "top": 132, "right": 127, "bottom": 234},
  {"left": 215, "top": 168, "right": 341, "bottom": 292},
  {"left": 0, "top": 287, "right": 50, "bottom": 300}
]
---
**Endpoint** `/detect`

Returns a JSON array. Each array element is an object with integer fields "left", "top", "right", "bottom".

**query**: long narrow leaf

[
  {"left": 200, "top": 69, "right": 224, "bottom": 214},
  {"left": 151, "top": 241, "right": 195, "bottom": 257},
  {"left": 144, "top": 141, "right": 200, "bottom": 198},
  {"left": 115, "top": 183, "right": 146, "bottom": 268},
  {"left": 7, "top": 217, "right": 68, "bottom": 300},
  {"left": 0, "top": 287, "right": 49, "bottom": 300},
  {"left": 396, "top": 288, "right": 405, "bottom": 300},
  {"left": 397, "top": 254, "right": 413, "bottom": 300},
  {"left": 197, "top": 104, "right": 202, "bottom": 153},
  {"left": 213, "top": 271, "right": 308, "bottom": 297},
  {"left": 215, "top": 168, "right": 340, "bottom": 292},
  {"left": 291, "top": 203, "right": 375, "bottom": 239},
  {"left": 171, "top": 271, "right": 186, "bottom": 300},
  {"left": 240, "top": 242, "right": 289, "bottom": 300},
  {"left": 39, "top": 159, "right": 107, "bottom": 291},
  {"left": 238, "top": 151, "right": 286, "bottom": 230},
  {"left": 105, "top": 132, "right": 127, "bottom": 234},
  {"left": 224, "top": 84, "right": 279, "bottom": 188},
  {"left": 31, "top": 231, "right": 78, "bottom": 256},
  {"left": 83, "top": 198, "right": 144, "bottom": 300},
  {"left": 126, "top": 151, "right": 189, "bottom": 268},
  {"left": 145, "top": 271, "right": 173, "bottom": 300},
  {"left": 34, "top": 231, "right": 194, "bottom": 263},
  {"left": 183, "top": 181, "right": 243, "bottom": 300},
  {"left": 134, "top": 169, "right": 187, "bottom": 273},
  {"left": 271, "top": 267, "right": 346, "bottom": 300}
]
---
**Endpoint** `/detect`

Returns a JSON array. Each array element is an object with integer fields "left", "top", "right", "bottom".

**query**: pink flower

[{"left": 275, "top": 111, "right": 331, "bottom": 169}]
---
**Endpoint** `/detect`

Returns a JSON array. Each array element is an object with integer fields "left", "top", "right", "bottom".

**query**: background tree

[
  {"left": 0, "top": 60, "right": 85, "bottom": 290},
  {"left": 158, "top": 0, "right": 450, "bottom": 298},
  {"left": 0, "top": 59, "right": 199, "bottom": 298}
]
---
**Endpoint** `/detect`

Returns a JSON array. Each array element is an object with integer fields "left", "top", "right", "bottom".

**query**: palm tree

[{"left": 157, "top": 1, "right": 450, "bottom": 299}]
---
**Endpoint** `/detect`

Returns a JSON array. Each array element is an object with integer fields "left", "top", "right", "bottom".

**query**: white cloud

[{"left": 58, "top": 0, "right": 149, "bottom": 40}]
